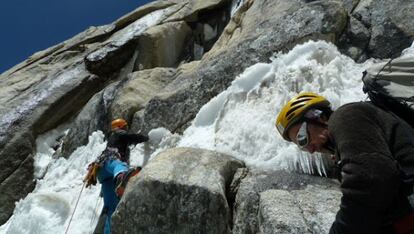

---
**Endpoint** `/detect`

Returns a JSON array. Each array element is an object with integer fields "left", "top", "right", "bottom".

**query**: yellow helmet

[
  {"left": 275, "top": 92, "right": 330, "bottom": 141},
  {"left": 111, "top": 118, "right": 127, "bottom": 130}
]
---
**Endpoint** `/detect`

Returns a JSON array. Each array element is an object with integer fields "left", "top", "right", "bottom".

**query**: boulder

[
  {"left": 231, "top": 169, "right": 340, "bottom": 234},
  {"left": 111, "top": 147, "right": 245, "bottom": 234}
]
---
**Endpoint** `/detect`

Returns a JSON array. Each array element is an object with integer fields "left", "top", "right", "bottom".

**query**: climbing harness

[
  {"left": 84, "top": 147, "right": 122, "bottom": 188},
  {"left": 95, "top": 147, "right": 122, "bottom": 165}
]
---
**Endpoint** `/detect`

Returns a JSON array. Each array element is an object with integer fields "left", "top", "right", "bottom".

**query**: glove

[{"left": 84, "top": 162, "right": 100, "bottom": 188}]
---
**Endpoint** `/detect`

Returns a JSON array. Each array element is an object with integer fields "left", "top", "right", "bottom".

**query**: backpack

[
  {"left": 362, "top": 57, "right": 414, "bottom": 228},
  {"left": 362, "top": 56, "right": 414, "bottom": 130}
]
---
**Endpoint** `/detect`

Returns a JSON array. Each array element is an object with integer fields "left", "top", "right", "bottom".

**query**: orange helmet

[
  {"left": 111, "top": 118, "right": 127, "bottom": 130},
  {"left": 276, "top": 92, "right": 330, "bottom": 141}
]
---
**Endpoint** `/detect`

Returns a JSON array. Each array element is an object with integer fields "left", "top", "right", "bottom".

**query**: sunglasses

[{"left": 296, "top": 122, "right": 309, "bottom": 148}]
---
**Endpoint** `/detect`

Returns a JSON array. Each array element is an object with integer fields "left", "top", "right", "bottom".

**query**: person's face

[{"left": 287, "top": 120, "right": 330, "bottom": 154}]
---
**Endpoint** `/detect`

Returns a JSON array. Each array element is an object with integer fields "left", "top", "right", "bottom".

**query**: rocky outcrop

[
  {"left": 111, "top": 68, "right": 178, "bottom": 120},
  {"left": 135, "top": 21, "right": 192, "bottom": 70},
  {"left": 0, "top": 0, "right": 232, "bottom": 222},
  {"left": 338, "top": 0, "right": 414, "bottom": 61},
  {"left": 111, "top": 147, "right": 245, "bottom": 233},
  {"left": 84, "top": 6, "right": 177, "bottom": 76},
  {"left": 0, "top": 60, "right": 107, "bottom": 223},
  {"left": 59, "top": 84, "right": 116, "bottom": 158},
  {"left": 84, "top": 0, "right": 230, "bottom": 76},
  {"left": 231, "top": 169, "right": 340, "bottom": 234},
  {"left": 138, "top": 0, "right": 348, "bottom": 134}
]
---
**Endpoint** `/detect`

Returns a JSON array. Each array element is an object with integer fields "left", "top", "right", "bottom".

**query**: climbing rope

[
  {"left": 90, "top": 197, "right": 102, "bottom": 225},
  {"left": 65, "top": 182, "right": 86, "bottom": 234}
]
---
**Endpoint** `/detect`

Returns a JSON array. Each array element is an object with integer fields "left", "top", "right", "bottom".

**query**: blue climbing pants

[{"left": 97, "top": 159, "right": 128, "bottom": 234}]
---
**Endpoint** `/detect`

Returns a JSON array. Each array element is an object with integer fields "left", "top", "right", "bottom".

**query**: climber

[
  {"left": 275, "top": 92, "right": 414, "bottom": 234},
  {"left": 85, "top": 118, "right": 148, "bottom": 234}
]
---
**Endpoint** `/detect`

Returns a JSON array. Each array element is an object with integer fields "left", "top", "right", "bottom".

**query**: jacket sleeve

[
  {"left": 328, "top": 103, "right": 401, "bottom": 234},
  {"left": 119, "top": 132, "right": 149, "bottom": 145}
]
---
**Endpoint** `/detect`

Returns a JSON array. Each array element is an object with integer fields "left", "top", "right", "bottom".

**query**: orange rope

[{"left": 65, "top": 182, "right": 85, "bottom": 234}]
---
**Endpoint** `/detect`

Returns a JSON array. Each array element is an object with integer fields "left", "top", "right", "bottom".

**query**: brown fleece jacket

[{"left": 328, "top": 102, "right": 414, "bottom": 234}]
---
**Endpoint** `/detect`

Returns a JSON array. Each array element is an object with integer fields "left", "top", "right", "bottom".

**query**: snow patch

[{"left": 1, "top": 131, "right": 106, "bottom": 234}]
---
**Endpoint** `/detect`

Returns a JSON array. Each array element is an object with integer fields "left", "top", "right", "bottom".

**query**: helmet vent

[
  {"left": 286, "top": 105, "right": 302, "bottom": 119},
  {"left": 291, "top": 98, "right": 310, "bottom": 106},
  {"left": 287, "top": 113, "right": 295, "bottom": 120},
  {"left": 299, "top": 94, "right": 316, "bottom": 98}
]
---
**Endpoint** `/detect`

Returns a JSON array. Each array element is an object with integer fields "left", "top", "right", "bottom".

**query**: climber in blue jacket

[{"left": 86, "top": 118, "right": 148, "bottom": 234}]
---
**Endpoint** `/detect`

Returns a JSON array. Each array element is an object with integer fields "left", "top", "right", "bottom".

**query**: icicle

[{"left": 230, "top": 0, "right": 245, "bottom": 16}]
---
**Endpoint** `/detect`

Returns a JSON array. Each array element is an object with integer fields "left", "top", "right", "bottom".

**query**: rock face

[
  {"left": 111, "top": 147, "right": 245, "bottom": 233},
  {"left": 138, "top": 0, "right": 349, "bottom": 134},
  {"left": 338, "top": 0, "right": 414, "bottom": 61},
  {"left": 0, "top": 60, "right": 106, "bottom": 223},
  {"left": 59, "top": 85, "right": 116, "bottom": 158},
  {"left": 111, "top": 150, "right": 340, "bottom": 234},
  {"left": 0, "top": 0, "right": 413, "bottom": 227},
  {"left": 135, "top": 21, "right": 192, "bottom": 70},
  {"left": 111, "top": 68, "right": 178, "bottom": 121},
  {"left": 231, "top": 169, "right": 340, "bottom": 234},
  {"left": 0, "top": 0, "right": 230, "bottom": 222}
]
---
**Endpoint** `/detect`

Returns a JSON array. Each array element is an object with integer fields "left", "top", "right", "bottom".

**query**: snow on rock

[
  {"left": 0, "top": 131, "right": 106, "bottom": 234},
  {"left": 127, "top": 40, "right": 373, "bottom": 175},
  {"left": 177, "top": 40, "right": 368, "bottom": 172},
  {"left": 86, "top": 7, "right": 174, "bottom": 63},
  {"left": 4, "top": 40, "right": 414, "bottom": 233}
]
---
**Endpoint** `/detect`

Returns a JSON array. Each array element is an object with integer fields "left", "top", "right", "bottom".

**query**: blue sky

[{"left": 0, "top": 0, "right": 153, "bottom": 74}]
